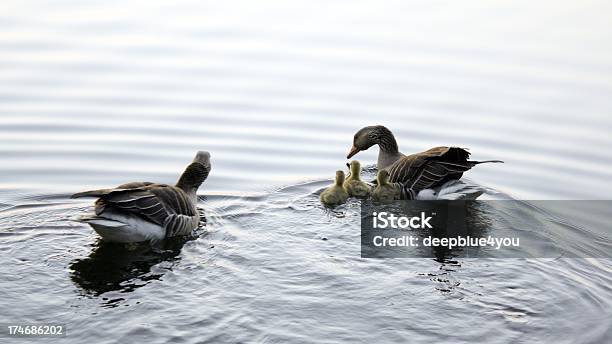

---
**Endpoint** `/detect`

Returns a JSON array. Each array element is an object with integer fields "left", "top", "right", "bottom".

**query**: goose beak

[{"left": 347, "top": 145, "right": 360, "bottom": 159}]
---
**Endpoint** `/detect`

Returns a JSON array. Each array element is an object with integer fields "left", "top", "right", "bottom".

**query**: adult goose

[
  {"left": 347, "top": 125, "right": 502, "bottom": 197},
  {"left": 72, "top": 151, "right": 211, "bottom": 243}
]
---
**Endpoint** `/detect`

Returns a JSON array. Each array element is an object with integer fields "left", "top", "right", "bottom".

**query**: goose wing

[
  {"left": 75, "top": 184, "right": 198, "bottom": 237},
  {"left": 71, "top": 182, "right": 155, "bottom": 198},
  {"left": 387, "top": 147, "right": 475, "bottom": 191}
]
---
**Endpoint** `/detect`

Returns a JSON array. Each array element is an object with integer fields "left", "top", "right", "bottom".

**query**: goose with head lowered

[
  {"left": 72, "top": 151, "right": 211, "bottom": 243},
  {"left": 347, "top": 125, "right": 502, "bottom": 198}
]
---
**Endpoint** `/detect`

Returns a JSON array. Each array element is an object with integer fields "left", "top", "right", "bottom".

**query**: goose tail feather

[
  {"left": 71, "top": 189, "right": 114, "bottom": 199},
  {"left": 472, "top": 160, "right": 504, "bottom": 164}
]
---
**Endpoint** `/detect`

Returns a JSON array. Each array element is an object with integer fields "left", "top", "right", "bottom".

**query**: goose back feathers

[
  {"left": 348, "top": 126, "right": 502, "bottom": 195},
  {"left": 387, "top": 146, "right": 497, "bottom": 190},
  {"left": 72, "top": 151, "right": 211, "bottom": 243}
]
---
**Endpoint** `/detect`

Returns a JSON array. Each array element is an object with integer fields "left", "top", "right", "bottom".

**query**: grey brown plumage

[
  {"left": 72, "top": 151, "right": 211, "bottom": 243},
  {"left": 387, "top": 146, "right": 502, "bottom": 191},
  {"left": 89, "top": 184, "right": 199, "bottom": 237},
  {"left": 348, "top": 125, "right": 503, "bottom": 196}
]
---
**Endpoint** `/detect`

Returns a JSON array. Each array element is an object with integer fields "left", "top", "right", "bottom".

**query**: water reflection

[
  {"left": 69, "top": 237, "right": 189, "bottom": 300},
  {"left": 361, "top": 201, "right": 493, "bottom": 260},
  {"left": 361, "top": 200, "right": 612, "bottom": 261}
]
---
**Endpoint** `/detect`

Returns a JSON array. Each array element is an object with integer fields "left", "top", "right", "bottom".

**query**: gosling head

[
  {"left": 335, "top": 170, "right": 345, "bottom": 186},
  {"left": 376, "top": 169, "right": 390, "bottom": 185},
  {"left": 347, "top": 125, "right": 395, "bottom": 159},
  {"left": 349, "top": 160, "right": 362, "bottom": 178}
]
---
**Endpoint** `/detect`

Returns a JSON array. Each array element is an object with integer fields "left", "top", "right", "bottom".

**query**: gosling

[
  {"left": 320, "top": 170, "right": 349, "bottom": 206},
  {"left": 343, "top": 160, "right": 371, "bottom": 198},
  {"left": 372, "top": 170, "right": 400, "bottom": 202}
]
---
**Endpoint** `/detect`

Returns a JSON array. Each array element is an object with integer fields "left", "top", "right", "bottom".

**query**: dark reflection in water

[
  {"left": 69, "top": 238, "right": 189, "bottom": 300},
  {"left": 428, "top": 202, "right": 488, "bottom": 262},
  {"left": 362, "top": 200, "right": 611, "bottom": 261},
  {"left": 414, "top": 203, "right": 495, "bottom": 293},
  {"left": 69, "top": 209, "right": 206, "bottom": 301},
  {"left": 361, "top": 201, "right": 491, "bottom": 261}
]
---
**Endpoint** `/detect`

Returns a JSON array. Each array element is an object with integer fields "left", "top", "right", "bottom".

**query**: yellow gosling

[
  {"left": 372, "top": 170, "right": 400, "bottom": 202},
  {"left": 343, "top": 160, "right": 371, "bottom": 198},
  {"left": 320, "top": 170, "right": 349, "bottom": 206}
]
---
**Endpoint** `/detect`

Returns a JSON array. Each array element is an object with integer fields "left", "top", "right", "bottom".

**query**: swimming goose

[
  {"left": 347, "top": 125, "right": 502, "bottom": 195},
  {"left": 320, "top": 170, "right": 349, "bottom": 206},
  {"left": 343, "top": 160, "right": 371, "bottom": 198},
  {"left": 72, "top": 151, "right": 211, "bottom": 243}
]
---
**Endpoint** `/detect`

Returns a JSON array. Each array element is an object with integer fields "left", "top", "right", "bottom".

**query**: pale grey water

[{"left": 1, "top": 1, "right": 612, "bottom": 343}]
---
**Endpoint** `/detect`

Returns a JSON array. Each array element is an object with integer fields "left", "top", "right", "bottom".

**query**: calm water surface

[{"left": 1, "top": 1, "right": 612, "bottom": 343}]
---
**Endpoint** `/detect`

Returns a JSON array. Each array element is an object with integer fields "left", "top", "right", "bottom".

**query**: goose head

[
  {"left": 347, "top": 125, "right": 398, "bottom": 159},
  {"left": 193, "top": 150, "right": 212, "bottom": 170},
  {"left": 176, "top": 151, "right": 212, "bottom": 196}
]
